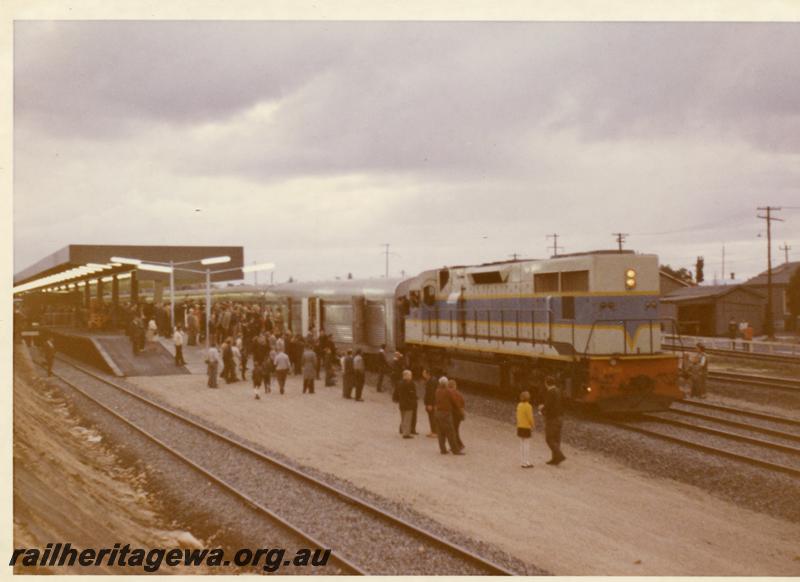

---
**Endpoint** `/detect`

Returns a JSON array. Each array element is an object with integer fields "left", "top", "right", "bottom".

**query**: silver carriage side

[{"left": 268, "top": 278, "right": 405, "bottom": 358}]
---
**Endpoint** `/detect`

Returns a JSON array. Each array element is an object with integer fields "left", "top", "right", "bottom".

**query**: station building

[
  {"left": 743, "top": 261, "right": 800, "bottom": 331},
  {"left": 14, "top": 244, "right": 244, "bottom": 330},
  {"left": 660, "top": 284, "right": 766, "bottom": 336}
]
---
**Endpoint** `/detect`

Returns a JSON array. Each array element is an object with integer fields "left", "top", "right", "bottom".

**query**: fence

[{"left": 663, "top": 334, "right": 800, "bottom": 358}]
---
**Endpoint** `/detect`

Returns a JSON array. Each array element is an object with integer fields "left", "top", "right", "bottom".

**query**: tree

[
  {"left": 695, "top": 256, "right": 705, "bottom": 284},
  {"left": 787, "top": 267, "right": 800, "bottom": 331},
  {"left": 661, "top": 264, "right": 694, "bottom": 284}
]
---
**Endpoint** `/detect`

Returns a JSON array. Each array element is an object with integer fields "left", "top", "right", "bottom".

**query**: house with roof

[
  {"left": 660, "top": 284, "right": 766, "bottom": 336},
  {"left": 743, "top": 261, "right": 800, "bottom": 331}
]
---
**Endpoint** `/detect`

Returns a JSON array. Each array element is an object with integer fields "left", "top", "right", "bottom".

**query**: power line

[
  {"left": 382, "top": 243, "right": 390, "bottom": 278},
  {"left": 612, "top": 232, "right": 629, "bottom": 252},
  {"left": 779, "top": 242, "right": 792, "bottom": 264},
  {"left": 757, "top": 206, "right": 783, "bottom": 339},
  {"left": 546, "top": 234, "right": 564, "bottom": 257}
]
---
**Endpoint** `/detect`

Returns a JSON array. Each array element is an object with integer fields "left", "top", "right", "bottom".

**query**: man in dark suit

[{"left": 540, "top": 376, "right": 566, "bottom": 465}]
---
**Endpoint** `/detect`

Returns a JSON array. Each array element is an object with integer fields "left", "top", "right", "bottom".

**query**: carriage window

[
  {"left": 534, "top": 272, "right": 559, "bottom": 292},
  {"left": 439, "top": 269, "right": 450, "bottom": 290},
  {"left": 561, "top": 270, "right": 589, "bottom": 292},
  {"left": 562, "top": 296, "right": 575, "bottom": 319}
]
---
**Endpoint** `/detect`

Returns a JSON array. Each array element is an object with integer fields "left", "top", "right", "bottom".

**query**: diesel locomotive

[{"left": 271, "top": 250, "right": 684, "bottom": 412}]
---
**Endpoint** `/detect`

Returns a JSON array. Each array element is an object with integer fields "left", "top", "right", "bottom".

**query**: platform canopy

[{"left": 13, "top": 244, "right": 245, "bottom": 295}]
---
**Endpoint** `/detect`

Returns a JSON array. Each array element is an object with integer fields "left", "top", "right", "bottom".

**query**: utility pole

[
  {"left": 779, "top": 242, "right": 792, "bottom": 264},
  {"left": 612, "top": 232, "right": 628, "bottom": 252},
  {"left": 757, "top": 206, "right": 783, "bottom": 339},
  {"left": 509, "top": 252, "right": 521, "bottom": 261},
  {"left": 721, "top": 244, "right": 725, "bottom": 285},
  {"left": 382, "top": 243, "right": 390, "bottom": 278},
  {"left": 546, "top": 234, "right": 563, "bottom": 257}
]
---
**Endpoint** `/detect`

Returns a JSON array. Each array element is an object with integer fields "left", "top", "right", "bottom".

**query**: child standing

[{"left": 516, "top": 391, "right": 534, "bottom": 468}]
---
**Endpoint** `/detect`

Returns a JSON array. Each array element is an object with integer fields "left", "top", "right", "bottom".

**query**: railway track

[
  {"left": 707, "top": 371, "right": 800, "bottom": 393},
  {"left": 41, "top": 355, "right": 516, "bottom": 576},
  {"left": 663, "top": 343, "right": 800, "bottom": 364},
  {"left": 610, "top": 400, "right": 800, "bottom": 478},
  {"left": 673, "top": 399, "right": 800, "bottom": 431}
]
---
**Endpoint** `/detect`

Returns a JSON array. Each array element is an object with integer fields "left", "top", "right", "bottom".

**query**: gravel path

[
  {"left": 52, "top": 358, "right": 528, "bottom": 576},
  {"left": 455, "top": 382, "right": 800, "bottom": 524}
]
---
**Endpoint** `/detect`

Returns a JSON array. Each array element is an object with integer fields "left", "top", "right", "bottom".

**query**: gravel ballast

[{"left": 51, "top": 357, "right": 537, "bottom": 576}]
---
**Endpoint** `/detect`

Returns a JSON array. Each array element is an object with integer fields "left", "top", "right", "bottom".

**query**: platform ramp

[
  {"left": 95, "top": 337, "right": 189, "bottom": 377},
  {"left": 47, "top": 328, "right": 189, "bottom": 377}
]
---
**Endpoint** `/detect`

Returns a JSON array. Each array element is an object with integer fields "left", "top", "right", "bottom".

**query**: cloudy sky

[{"left": 13, "top": 21, "right": 800, "bottom": 283}]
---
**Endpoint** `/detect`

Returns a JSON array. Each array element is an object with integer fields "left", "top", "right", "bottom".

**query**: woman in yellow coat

[{"left": 516, "top": 391, "right": 534, "bottom": 468}]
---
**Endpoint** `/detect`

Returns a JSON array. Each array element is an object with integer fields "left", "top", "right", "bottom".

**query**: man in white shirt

[
  {"left": 206, "top": 344, "right": 221, "bottom": 388},
  {"left": 274, "top": 349, "right": 291, "bottom": 394},
  {"left": 173, "top": 324, "right": 186, "bottom": 366}
]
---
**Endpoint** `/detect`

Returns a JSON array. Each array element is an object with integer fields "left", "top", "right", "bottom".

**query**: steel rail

[
  {"left": 675, "top": 399, "right": 800, "bottom": 428},
  {"left": 664, "top": 408, "right": 800, "bottom": 444},
  {"left": 641, "top": 413, "right": 800, "bottom": 455},
  {"left": 40, "top": 361, "right": 367, "bottom": 575},
  {"left": 707, "top": 371, "right": 800, "bottom": 393},
  {"left": 48, "top": 355, "right": 516, "bottom": 576},
  {"left": 609, "top": 421, "right": 800, "bottom": 478}
]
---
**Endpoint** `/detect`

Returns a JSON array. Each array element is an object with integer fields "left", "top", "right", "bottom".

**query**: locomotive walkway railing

[{"left": 422, "top": 307, "right": 556, "bottom": 345}]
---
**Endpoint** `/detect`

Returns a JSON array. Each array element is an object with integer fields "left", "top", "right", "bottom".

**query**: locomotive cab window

[
  {"left": 470, "top": 271, "right": 504, "bottom": 285},
  {"left": 423, "top": 285, "right": 437, "bottom": 306},
  {"left": 561, "top": 270, "right": 589, "bottom": 292},
  {"left": 439, "top": 269, "right": 450, "bottom": 290},
  {"left": 534, "top": 272, "right": 559, "bottom": 293}
]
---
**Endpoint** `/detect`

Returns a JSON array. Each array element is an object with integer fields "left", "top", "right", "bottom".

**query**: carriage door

[
  {"left": 301, "top": 297, "right": 318, "bottom": 337},
  {"left": 352, "top": 296, "right": 366, "bottom": 347}
]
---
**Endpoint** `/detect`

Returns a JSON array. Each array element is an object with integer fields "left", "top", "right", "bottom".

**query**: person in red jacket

[{"left": 435, "top": 377, "right": 463, "bottom": 455}]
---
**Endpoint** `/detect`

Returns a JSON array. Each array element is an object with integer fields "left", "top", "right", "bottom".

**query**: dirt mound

[{"left": 13, "top": 346, "right": 208, "bottom": 574}]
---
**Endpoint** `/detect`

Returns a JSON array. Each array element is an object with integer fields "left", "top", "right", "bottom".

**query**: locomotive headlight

[{"left": 625, "top": 268, "right": 637, "bottom": 290}]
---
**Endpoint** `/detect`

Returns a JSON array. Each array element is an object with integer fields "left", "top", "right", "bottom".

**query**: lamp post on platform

[{"left": 110, "top": 255, "right": 274, "bottom": 351}]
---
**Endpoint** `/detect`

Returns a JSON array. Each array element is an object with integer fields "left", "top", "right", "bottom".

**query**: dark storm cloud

[
  {"left": 16, "top": 21, "right": 800, "bottom": 179},
  {"left": 14, "top": 21, "right": 800, "bottom": 280}
]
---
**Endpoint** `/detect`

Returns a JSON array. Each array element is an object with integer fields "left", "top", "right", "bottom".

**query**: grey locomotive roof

[
  {"left": 268, "top": 277, "right": 404, "bottom": 300},
  {"left": 445, "top": 249, "right": 638, "bottom": 270}
]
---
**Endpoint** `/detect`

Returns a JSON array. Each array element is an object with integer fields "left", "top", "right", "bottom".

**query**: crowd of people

[{"left": 21, "top": 296, "right": 567, "bottom": 466}]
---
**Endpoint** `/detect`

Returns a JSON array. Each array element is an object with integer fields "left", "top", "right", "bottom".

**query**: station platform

[
  {"left": 45, "top": 328, "right": 188, "bottom": 377},
  {"left": 119, "top": 342, "right": 800, "bottom": 576}
]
